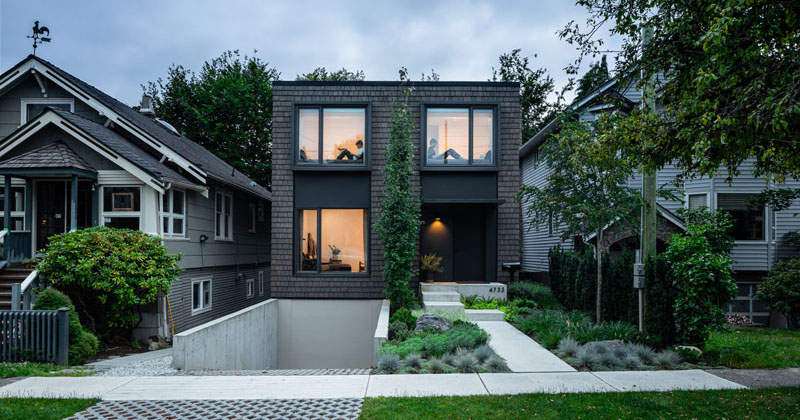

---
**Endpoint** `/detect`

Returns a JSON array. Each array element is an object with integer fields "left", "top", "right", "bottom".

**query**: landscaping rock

[
  {"left": 675, "top": 345, "right": 703, "bottom": 358},
  {"left": 415, "top": 314, "right": 452, "bottom": 332}
]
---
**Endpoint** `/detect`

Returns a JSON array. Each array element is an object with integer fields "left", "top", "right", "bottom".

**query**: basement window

[{"left": 191, "top": 278, "right": 212, "bottom": 314}]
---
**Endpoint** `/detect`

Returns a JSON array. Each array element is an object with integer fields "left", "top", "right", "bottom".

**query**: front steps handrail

[{"left": 11, "top": 269, "right": 38, "bottom": 311}]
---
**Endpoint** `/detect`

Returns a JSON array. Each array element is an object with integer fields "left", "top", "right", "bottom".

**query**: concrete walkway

[
  {"left": 0, "top": 370, "right": 745, "bottom": 400},
  {"left": 477, "top": 321, "right": 576, "bottom": 372}
]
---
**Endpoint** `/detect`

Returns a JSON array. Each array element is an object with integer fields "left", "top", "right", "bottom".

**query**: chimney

[{"left": 139, "top": 94, "right": 154, "bottom": 117}]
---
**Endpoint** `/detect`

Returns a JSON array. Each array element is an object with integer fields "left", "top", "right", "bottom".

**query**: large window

[
  {"left": 0, "top": 186, "right": 25, "bottom": 231},
  {"left": 297, "top": 208, "right": 367, "bottom": 274},
  {"left": 191, "top": 278, "right": 212, "bottom": 314},
  {"left": 102, "top": 186, "right": 140, "bottom": 230},
  {"left": 425, "top": 107, "right": 495, "bottom": 166},
  {"left": 297, "top": 107, "right": 366, "bottom": 165},
  {"left": 162, "top": 189, "right": 185, "bottom": 237},
  {"left": 215, "top": 191, "right": 233, "bottom": 240},
  {"left": 718, "top": 193, "right": 765, "bottom": 241}
]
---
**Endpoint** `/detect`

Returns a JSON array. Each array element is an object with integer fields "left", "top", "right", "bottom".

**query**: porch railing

[
  {"left": 0, "top": 308, "right": 69, "bottom": 365},
  {"left": 11, "top": 270, "right": 39, "bottom": 311}
]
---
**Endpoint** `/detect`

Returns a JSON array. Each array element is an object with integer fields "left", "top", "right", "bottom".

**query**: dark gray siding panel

[
  {"left": 168, "top": 263, "right": 271, "bottom": 333},
  {"left": 165, "top": 184, "right": 271, "bottom": 270}
]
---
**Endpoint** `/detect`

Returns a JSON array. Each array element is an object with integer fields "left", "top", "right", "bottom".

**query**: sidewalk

[{"left": 0, "top": 370, "right": 745, "bottom": 400}]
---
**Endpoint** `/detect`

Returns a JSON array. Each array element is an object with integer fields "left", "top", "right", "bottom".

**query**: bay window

[
  {"left": 162, "top": 189, "right": 185, "bottom": 237},
  {"left": 297, "top": 208, "right": 367, "bottom": 274},
  {"left": 297, "top": 107, "right": 366, "bottom": 165},
  {"left": 102, "top": 186, "right": 140, "bottom": 230},
  {"left": 425, "top": 107, "right": 495, "bottom": 166}
]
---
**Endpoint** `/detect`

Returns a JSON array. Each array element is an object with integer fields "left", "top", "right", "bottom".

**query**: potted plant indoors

[{"left": 420, "top": 252, "right": 444, "bottom": 282}]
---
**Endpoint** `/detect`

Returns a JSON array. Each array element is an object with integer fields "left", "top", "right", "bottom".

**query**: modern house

[
  {"left": 265, "top": 81, "right": 521, "bottom": 366},
  {"left": 0, "top": 55, "right": 272, "bottom": 337},
  {"left": 519, "top": 77, "right": 800, "bottom": 326}
]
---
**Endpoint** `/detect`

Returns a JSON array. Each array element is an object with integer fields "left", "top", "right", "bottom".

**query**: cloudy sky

[{"left": 1, "top": 1, "right": 616, "bottom": 107}]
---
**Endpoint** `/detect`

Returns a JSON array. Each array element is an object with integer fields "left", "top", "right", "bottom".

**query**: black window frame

[
  {"left": 421, "top": 104, "right": 501, "bottom": 171},
  {"left": 293, "top": 206, "right": 370, "bottom": 277},
  {"left": 292, "top": 103, "right": 371, "bottom": 171}
]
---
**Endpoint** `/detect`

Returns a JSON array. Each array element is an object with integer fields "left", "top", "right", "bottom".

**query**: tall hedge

[{"left": 644, "top": 255, "right": 676, "bottom": 347}]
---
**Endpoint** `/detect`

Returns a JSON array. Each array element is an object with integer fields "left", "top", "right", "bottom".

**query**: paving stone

[{"left": 67, "top": 398, "right": 364, "bottom": 420}]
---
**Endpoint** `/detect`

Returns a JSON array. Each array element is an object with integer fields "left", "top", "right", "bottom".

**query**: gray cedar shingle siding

[{"left": 271, "top": 83, "right": 521, "bottom": 299}]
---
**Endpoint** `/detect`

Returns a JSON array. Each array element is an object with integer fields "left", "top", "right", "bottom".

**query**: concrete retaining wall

[
  {"left": 172, "top": 299, "right": 278, "bottom": 370},
  {"left": 372, "top": 300, "right": 390, "bottom": 366}
]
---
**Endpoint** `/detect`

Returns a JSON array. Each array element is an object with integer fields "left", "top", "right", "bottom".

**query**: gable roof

[
  {"left": 0, "top": 141, "right": 94, "bottom": 173},
  {"left": 0, "top": 55, "right": 271, "bottom": 200}
]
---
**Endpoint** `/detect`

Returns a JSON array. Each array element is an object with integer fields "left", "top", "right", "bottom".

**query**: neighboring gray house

[
  {"left": 519, "top": 77, "right": 800, "bottom": 325},
  {"left": 0, "top": 55, "right": 271, "bottom": 337}
]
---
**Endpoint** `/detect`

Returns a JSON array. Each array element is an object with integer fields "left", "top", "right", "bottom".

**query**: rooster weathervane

[{"left": 27, "top": 21, "right": 51, "bottom": 56}]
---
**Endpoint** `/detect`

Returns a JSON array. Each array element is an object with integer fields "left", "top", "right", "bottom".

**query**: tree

[
  {"left": 575, "top": 55, "right": 610, "bottom": 99},
  {"left": 518, "top": 113, "right": 641, "bottom": 322},
  {"left": 758, "top": 258, "right": 800, "bottom": 329},
  {"left": 492, "top": 49, "right": 568, "bottom": 142},
  {"left": 374, "top": 68, "right": 422, "bottom": 311},
  {"left": 296, "top": 67, "right": 365, "bottom": 81},
  {"left": 421, "top": 69, "right": 440, "bottom": 81},
  {"left": 560, "top": 0, "right": 800, "bottom": 183},
  {"left": 144, "top": 50, "right": 279, "bottom": 188}
]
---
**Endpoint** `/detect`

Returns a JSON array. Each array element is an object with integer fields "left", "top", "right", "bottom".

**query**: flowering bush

[{"left": 726, "top": 313, "right": 754, "bottom": 327}]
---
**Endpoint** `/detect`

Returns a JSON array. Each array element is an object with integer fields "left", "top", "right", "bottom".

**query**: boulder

[
  {"left": 675, "top": 345, "right": 703, "bottom": 359},
  {"left": 414, "top": 314, "right": 452, "bottom": 332}
]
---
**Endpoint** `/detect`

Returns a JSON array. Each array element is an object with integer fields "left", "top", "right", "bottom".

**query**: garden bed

[{"left": 377, "top": 310, "right": 509, "bottom": 374}]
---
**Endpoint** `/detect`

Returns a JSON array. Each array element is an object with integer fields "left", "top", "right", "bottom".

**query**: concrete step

[
  {"left": 465, "top": 309, "right": 505, "bottom": 321},
  {"left": 421, "top": 291, "right": 461, "bottom": 303},
  {"left": 423, "top": 301, "right": 465, "bottom": 314},
  {"left": 420, "top": 283, "right": 459, "bottom": 293}
]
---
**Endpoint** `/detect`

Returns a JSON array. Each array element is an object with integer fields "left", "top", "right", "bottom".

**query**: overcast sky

[{"left": 1, "top": 0, "right": 616, "bottom": 107}]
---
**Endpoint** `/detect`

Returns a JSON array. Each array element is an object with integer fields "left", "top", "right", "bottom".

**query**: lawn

[
  {"left": 705, "top": 327, "right": 800, "bottom": 369},
  {"left": 0, "top": 398, "right": 99, "bottom": 420},
  {"left": 359, "top": 387, "right": 800, "bottom": 420},
  {"left": 0, "top": 362, "right": 95, "bottom": 378}
]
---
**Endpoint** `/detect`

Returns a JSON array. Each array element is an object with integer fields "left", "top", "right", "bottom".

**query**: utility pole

[{"left": 635, "top": 27, "right": 658, "bottom": 332}]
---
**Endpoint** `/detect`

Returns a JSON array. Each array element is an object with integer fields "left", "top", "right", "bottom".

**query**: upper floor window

[
  {"left": 425, "top": 107, "right": 495, "bottom": 167},
  {"left": 162, "top": 189, "right": 185, "bottom": 237},
  {"left": 688, "top": 194, "right": 708, "bottom": 210},
  {"left": 297, "top": 107, "right": 366, "bottom": 166},
  {"left": 717, "top": 193, "right": 765, "bottom": 241},
  {"left": 21, "top": 98, "right": 74, "bottom": 124},
  {"left": 102, "top": 186, "right": 141, "bottom": 230},
  {"left": 215, "top": 191, "right": 233, "bottom": 240}
]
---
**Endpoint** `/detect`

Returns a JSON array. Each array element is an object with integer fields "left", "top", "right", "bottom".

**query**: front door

[
  {"left": 36, "top": 181, "right": 67, "bottom": 251},
  {"left": 453, "top": 208, "right": 486, "bottom": 282}
]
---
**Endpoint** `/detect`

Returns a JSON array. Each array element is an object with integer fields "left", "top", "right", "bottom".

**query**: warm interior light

[{"left": 434, "top": 217, "right": 441, "bottom": 221}]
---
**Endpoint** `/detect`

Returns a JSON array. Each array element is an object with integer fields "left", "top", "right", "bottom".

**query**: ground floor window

[
  {"left": 0, "top": 185, "right": 26, "bottom": 231},
  {"left": 728, "top": 282, "right": 770, "bottom": 325},
  {"left": 102, "top": 186, "right": 141, "bottom": 230},
  {"left": 246, "top": 277, "right": 255, "bottom": 298},
  {"left": 297, "top": 208, "right": 367, "bottom": 274},
  {"left": 258, "top": 271, "right": 265, "bottom": 295},
  {"left": 192, "top": 278, "right": 212, "bottom": 314}
]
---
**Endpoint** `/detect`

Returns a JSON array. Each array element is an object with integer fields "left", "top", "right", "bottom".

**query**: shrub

[
  {"left": 388, "top": 321, "right": 410, "bottom": 341},
  {"left": 473, "top": 345, "right": 494, "bottom": 363},
  {"left": 427, "top": 358, "right": 445, "bottom": 373},
  {"left": 33, "top": 289, "right": 98, "bottom": 364},
  {"left": 653, "top": 350, "right": 682, "bottom": 369},
  {"left": 625, "top": 343, "right": 657, "bottom": 365},
  {"left": 598, "top": 352, "right": 621, "bottom": 368},
  {"left": 757, "top": 258, "right": 800, "bottom": 328},
  {"left": 389, "top": 308, "right": 417, "bottom": 330},
  {"left": 37, "top": 227, "right": 181, "bottom": 337},
  {"left": 486, "top": 356, "right": 509, "bottom": 373},
  {"left": 378, "top": 354, "right": 402, "bottom": 373},
  {"left": 665, "top": 221, "right": 736, "bottom": 347},
  {"left": 557, "top": 338, "right": 581, "bottom": 357},
  {"left": 454, "top": 352, "right": 479, "bottom": 373},
  {"left": 404, "top": 353, "right": 422, "bottom": 369},
  {"left": 574, "top": 347, "right": 600, "bottom": 369},
  {"left": 621, "top": 355, "right": 644, "bottom": 369},
  {"left": 644, "top": 255, "right": 677, "bottom": 347},
  {"left": 381, "top": 323, "right": 488, "bottom": 359},
  {"left": 508, "top": 282, "right": 561, "bottom": 309},
  {"left": 441, "top": 353, "right": 457, "bottom": 366}
]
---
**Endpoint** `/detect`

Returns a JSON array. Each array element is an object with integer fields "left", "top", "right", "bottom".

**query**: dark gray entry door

[
  {"left": 453, "top": 209, "right": 485, "bottom": 282},
  {"left": 36, "top": 181, "right": 66, "bottom": 251}
]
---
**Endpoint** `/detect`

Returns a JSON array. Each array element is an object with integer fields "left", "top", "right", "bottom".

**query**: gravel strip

[{"left": 95, "top": 355, "right": 178, "bottom": 377}]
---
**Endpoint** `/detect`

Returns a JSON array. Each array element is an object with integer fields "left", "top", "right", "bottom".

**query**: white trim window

[
  {"left": 101, "top": 186, "right": 141, "bottom": 230},
  {"left": 215, "top": 190, "right": 233, "bottom": 240},
  {"left": 20, "top": 98, "right": 75, "bottom": 124},
  {"left": 246, "top": 277, "right": 255, "bottom": 299},
  {"left": 687, "top": 193, "right": 708, "bottom": 210},
  {"left": 717, "top": 193, "right": 766, "bottom": 242},
  {"left": 162, "top": 189, "right": 186, "bottom": 237},
  {"left": 258, "top": 271, "right": 265, "bottom": 296},
  {"left": 0, "top": 185, "right": 26, "bottom": 231},
  {"left": 248, "top": 203, "right": 257, "bottom": 233},
  {"left": 191, "top": 278, "right": 212, "bottom": 314}
]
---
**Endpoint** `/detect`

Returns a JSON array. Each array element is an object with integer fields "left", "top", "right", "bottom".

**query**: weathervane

[{"left": 27, "top": 21, "right": 51, "bottom": 56}]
